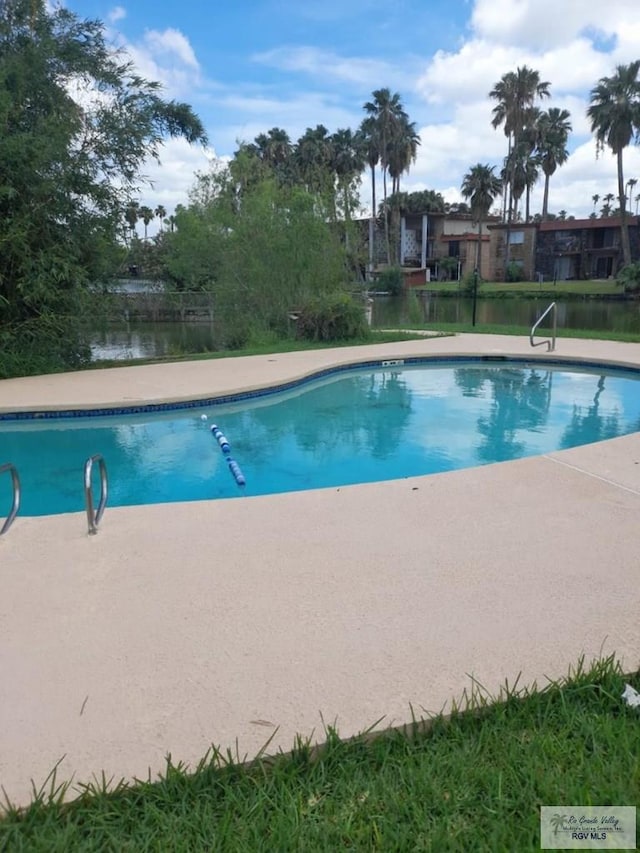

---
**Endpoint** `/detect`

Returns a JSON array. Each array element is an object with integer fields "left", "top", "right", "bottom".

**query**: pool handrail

[
  {"left": 0, "top": 462, "right": 21, "bottom": 536},
  {"left": 530, "top": 302, "right": 557, "bottom": 352},
  {"left": 84, "top": 454, "right": 108, "bottom": 535}
]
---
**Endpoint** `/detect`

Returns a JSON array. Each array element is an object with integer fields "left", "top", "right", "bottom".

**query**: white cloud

[
  {"left": 144, "top": 28, "right": 199, "bottom": 70},
  {"left": 114, "top": 27, "right": 205, "bottom": 100},
  {"left": 107, "top": 5, "right": 126, "bottom": 24},
  {"left": 253, "top": 46, "right": 405, "bottom": 89},
  {"left": 101, "top": 0, "right": 640, "bottom": 226},
  {"left": 470, "top": 0, "right": 639, "bottom": 50}
]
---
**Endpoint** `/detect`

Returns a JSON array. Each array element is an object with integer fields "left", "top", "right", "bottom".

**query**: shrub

[
  {"left": 296, "top": 292, "right": 369, "bottom": 342},
  {"left": 506, "top": 261, "right": 525, "bottom": 282},
  {"left": 617, "top": 262, "right": 640, "bottom": 294},
  {"left": 461, "top": 270, "right": 482, "bottom": 294},
  {"left": 376, "top": 266, "right": 404, "bottom": 295},
  {"left": 0, "top": 317, "right": 91, "bottom": 379}
]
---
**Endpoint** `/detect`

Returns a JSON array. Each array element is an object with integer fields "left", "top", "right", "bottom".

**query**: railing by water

[
  {"left": 0, "top": 463, "right": 20, "bottom": 536},
  {"left": 84, "top": 454, "right": 108, "bottom": 535},
  {"left": 530, "top": 302, "right": 557, "bottom": 352}
]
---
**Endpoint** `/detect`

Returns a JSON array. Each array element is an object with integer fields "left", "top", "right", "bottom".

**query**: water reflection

[
  {"left": 89, "top": 295, "right": 640, "bottom": 361},
  {"left": 560, "top": 376, "right": 621, "bottom": 449},
  {"left": 372, "top": 293, "right": 640, "bottom": 334},
  {"left": 454, "top": 367, "right": 553, "bottom": 462}
]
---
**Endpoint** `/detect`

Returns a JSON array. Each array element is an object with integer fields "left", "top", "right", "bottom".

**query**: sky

[{"left": 62, "top": 0, "right": 640, "bottom": 230}]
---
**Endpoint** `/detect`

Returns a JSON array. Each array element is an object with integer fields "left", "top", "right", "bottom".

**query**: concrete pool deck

[{"left": 1, "top": 333, "right": 639, "bottom": 808}]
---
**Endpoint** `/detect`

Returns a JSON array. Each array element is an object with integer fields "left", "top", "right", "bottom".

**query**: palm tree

[
  {"left": 294, "top": 124, "right": 333, "bottom": 196},
  {"left": 626, "top": 177, "right": 638, "bottom": 207},
  {"left": 557, "top": 209, "right": 567, "bottom": 220},
  {"left": 363, "top": 88, "right": 408, "bottom": 264},
  {"left": 154, "top": 204, "right": 167, "bottom": 232},
  {"left": 264, "top": 127, "right": 292, "bottom": 168},
  {"left": 138, "top": 205, "right": 154, "bottom": 240},
  {"left": 387, "top": 117, "right": 420, "bottom": 197},
  {"left": 536, "top": 108, "right": 572, "bottom": 220},
  {"left": 461, "top": 164, "right": 502, "bottom": 279},
  {"left": 124, "top": 200, "right": 139, "bottom": 240},
  {"left": 489, "top": 67, "right": 550, "bottom": 222},
  {"left": 592, "top": 193, "right": 600, "bottom": 213},
  {"left": 359, "top": 116, "right": 381, "bottom": 273},
  {"left": 330, "top": 128, "right": 365, "bottom": 245},
  {"left": 386, "top": 116, "right": 421, "bottom": 263},
  {"left": 587, "top": 60, "right": 640, "bottom": 267},
  {"left": 636, "top": 193, "right": 640, "bottom": 215}
]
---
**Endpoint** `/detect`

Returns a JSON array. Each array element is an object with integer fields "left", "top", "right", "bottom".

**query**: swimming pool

[{"left": 2, "top": 358, "right": 640, "bottom": 517}]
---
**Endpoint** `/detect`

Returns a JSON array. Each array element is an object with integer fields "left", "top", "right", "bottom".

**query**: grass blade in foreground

[{"left": 1, "top": 655, "right": 638, "bottom": 851}]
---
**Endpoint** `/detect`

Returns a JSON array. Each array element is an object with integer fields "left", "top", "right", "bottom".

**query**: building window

[
  {"left": 509, "top": 231, "right": 524, "bottom": 244},
  {"left": 448, "top": 240, "right": 460, "bottom": 258}
]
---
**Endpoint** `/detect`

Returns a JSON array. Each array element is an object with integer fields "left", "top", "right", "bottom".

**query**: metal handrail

[
  {"left": 0, "top": 463, "right": 20, "bottom": 536},
  {"left": 84, "top": 454, "right": 108, "bottom": 535},
  {"left": 530, "top": 301, "right": 557, "bottom": 352}
]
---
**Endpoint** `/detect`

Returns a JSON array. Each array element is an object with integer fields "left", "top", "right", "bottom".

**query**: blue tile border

[{"left": 1, "top": 355, "right": 640, "bottom": 422}]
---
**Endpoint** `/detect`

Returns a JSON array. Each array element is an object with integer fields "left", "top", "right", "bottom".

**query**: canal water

[{"left": 89, "top": 294, "right": 640, "bottom": 361}]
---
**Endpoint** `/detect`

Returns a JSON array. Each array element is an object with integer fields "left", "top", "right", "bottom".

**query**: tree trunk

[
  {"left": 369, "top": 165, "right": 376, "bottom": 274},
  {"left": 618, "top": 150, "right": 632, "bottom": 267},
  {"left": 476, "top": 219, "right": 483, "bottom": 279},
  {"left": 344, "top": 180, "right": 352, "bottom": 253},
  {"left": 542, "top": 173, "right": 550, "bottom": 221},
  {"left": 383, "top": 166, "right": 390, "bottom": 265}
]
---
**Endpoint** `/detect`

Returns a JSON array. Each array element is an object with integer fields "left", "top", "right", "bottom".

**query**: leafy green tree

[
  {"left": 587, "top": 61, "right": 640, "bottom": 267},
  {"left": 460, "top": 164, "right": 502, "bottom": 278},
  {"left": 162, "top": 167, "right": 352, "bottom": 342},
  {"left": 0, "top": 0, "right": 206, "bottom": 373}
]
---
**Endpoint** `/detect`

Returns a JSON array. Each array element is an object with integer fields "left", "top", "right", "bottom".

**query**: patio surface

[{"left": 1, "top": 333, "right": 639, "bottom": 808}]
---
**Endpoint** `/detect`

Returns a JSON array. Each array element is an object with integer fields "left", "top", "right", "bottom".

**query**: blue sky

[{"left": 63, "top": 0, "right": 640, "bottom": 227}]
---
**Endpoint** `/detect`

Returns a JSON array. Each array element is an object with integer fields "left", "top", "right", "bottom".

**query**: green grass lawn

[
  {"left": 1, "top": 657, "right": 637, "bottom": 852},
  {"left": 423, "top": 280, "right": 624, "bottom": 296}
]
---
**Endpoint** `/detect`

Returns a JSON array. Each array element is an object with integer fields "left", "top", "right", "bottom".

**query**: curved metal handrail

[
  {"left": 0, "top": 462, "right": 21, "bottom": 536},
  {"left": 530, "top": 301, "right": 557, "bottom": 352},
  {"left": 84, "top": 454, "right": 108, "bottom": 535}
]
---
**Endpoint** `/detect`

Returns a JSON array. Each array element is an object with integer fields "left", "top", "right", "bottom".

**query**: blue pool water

[{"left": 2, "top": 359, "right": 640, "bottom": 517}]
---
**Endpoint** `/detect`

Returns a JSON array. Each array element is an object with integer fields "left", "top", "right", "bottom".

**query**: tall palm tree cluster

[
  {"left": 587, "top": 59, "right": 640, "bottom": 266},
  {"left": 231, "top": 88, "right": 420, "bottom": 267},
  {"left": 124, "top": 201, "right": 170, "bottom": 240},
  {"left": 487, "top": 61, "right": 640, "bottom": 270},
  {"left": 489, "top": 65, "right": 572, "bottom": 223}
]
